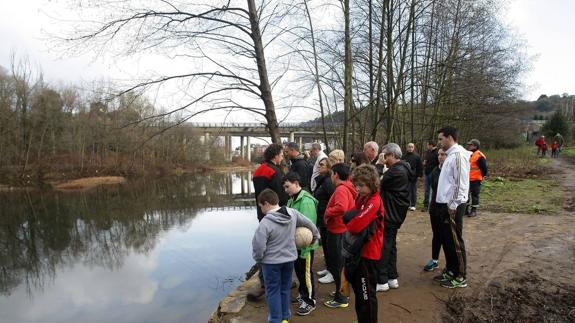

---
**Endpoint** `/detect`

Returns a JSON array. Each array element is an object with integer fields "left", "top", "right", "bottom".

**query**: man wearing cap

[{"left": 466, "top": 139, "right": 487, "bottom": 217}]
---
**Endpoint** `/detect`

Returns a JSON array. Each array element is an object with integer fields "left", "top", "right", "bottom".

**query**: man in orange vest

[{"left": 466, "top": 139, "right": 487, "bottom": 217}]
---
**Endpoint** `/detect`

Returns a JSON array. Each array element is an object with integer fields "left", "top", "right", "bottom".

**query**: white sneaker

[
  {"left": 388, "top": 279, "right": 399, "bottom": 289},
  {"left": 409, "top": 206, "right": 416, "bottom": 211},
  {"left": 376, "top": 283, "right": 389, "bottom": 292},
  {"left": 317, "top": 269, "right": 330, "bottom": 276},
  {"left": 318, "top": 272, "right": 335, "bottom": 284}
]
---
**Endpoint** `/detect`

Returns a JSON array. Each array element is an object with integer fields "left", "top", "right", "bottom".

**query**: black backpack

[{"left": 342, "top": 208, "right": 383, "bottom": 279}]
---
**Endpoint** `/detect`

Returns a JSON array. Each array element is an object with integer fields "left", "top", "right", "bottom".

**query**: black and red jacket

[
  {"left": 252, "top": 161, "right": 288, "bottom": 221},
  {"left": 346, "top": 192, "right": 384, "bottom": 260}
]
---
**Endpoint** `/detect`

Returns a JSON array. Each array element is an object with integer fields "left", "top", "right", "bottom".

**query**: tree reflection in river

[{"left": 0, "top": 172, "right": 254, "bottom": 301}]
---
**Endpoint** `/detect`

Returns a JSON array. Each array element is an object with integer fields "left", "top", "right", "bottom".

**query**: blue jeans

[
  {"left": 423, "top": 174, "right": 432, "bottom": 208},
  {"left": 262, "top": 262, "right": 293, "bottom": 323}
]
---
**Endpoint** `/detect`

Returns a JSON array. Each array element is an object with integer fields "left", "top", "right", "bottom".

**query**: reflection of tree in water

[{"left": 0, "top": 172, "right": 253, "bottom": 297}]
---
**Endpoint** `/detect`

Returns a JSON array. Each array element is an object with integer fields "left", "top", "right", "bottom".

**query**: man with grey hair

[
  {"left": 310, "top": 143, "right": 328, "bottom": 192},
  {"left": 363, "top": 141, "right": 380, "bottom": 165},
  {"left": 376, "top": 143, "right": 414, "bottom": 292}
]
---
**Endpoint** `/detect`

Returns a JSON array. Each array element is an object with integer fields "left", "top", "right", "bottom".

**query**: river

[{"left": 0, "top": 172, "right": 258, "bottom": 323}]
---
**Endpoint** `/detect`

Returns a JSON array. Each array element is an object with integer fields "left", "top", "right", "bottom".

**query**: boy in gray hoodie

[{"left": 252, "top": 189, "right": 320, "bottom": 323}]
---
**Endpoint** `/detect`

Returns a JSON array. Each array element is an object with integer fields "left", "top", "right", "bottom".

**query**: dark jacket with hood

[
  {"left": 290, "top": 154, "right": 312, "bottom": 190},
  {"left": 253, "top": 161, "right": 288, "bottom": 221},
  {"left": 313, "top": 174, "right": 336, "bottom": 227},
  {"left": 424, "top": 147, "right": 439, "bottom": 175},
  {"left": 380, "top": 160, "right": 413, "bottom": 228},
  {"left": 402, "top": 151, "right": 423, "bottom": 180}
]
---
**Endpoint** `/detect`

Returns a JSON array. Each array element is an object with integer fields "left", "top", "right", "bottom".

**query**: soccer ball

[{"left": 295, "top": 227, "right": 313, "bottom": 249}]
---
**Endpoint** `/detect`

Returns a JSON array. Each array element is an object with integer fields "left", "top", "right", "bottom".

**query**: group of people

[
  {"left": 535, "top": 133, "right": 565, "bottom": 158},
  {"left": 250, "top": 126, "right": 484, "bottom": 323}
]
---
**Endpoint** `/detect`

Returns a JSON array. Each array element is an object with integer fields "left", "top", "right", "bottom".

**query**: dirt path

[{"left": 229, "top": 157, "right": 575, "bottom": 323}]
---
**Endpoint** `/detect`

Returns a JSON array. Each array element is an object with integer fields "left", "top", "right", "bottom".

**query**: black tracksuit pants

[
  {"left": 438, "top": 203, "right": 467, "bottom": 278},
  {"left": 350, "top": 258, "right": 378, "bottom": 323},
  {"left": 377, "top": 223, "right": 399, "bottom": 283},
  {"left": 326, "top": 231, "right": 345, "bottom": 301},
  {"left": 294, "top": 250, "right": 316, "bottom": 306},
  {"left": 469, "top": 180, "right": 482, "bottom": 208},
  {"left": 429, "top": 206, "right": 442, "bottom": 260}
]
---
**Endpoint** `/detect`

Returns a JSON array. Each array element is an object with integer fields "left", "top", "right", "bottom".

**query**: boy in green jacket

[{"left": 283, "top": 172, "right": 319, "bottom": 316}]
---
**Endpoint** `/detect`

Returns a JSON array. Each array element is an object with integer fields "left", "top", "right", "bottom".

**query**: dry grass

[
  {"left": 484, "top": 145, "right": 549, "bottom": 178},
  {"left": 52, "top": 176, "right": 126, "bottom": 191}
]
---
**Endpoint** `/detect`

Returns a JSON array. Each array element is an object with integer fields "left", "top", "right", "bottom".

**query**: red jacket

[
  {"left": 535, "top": 138, "right": 547, "bottom": 149},
  {"left": 346, "top": 192, "right": 385, "bottom": 260},
  {"left": 324, "top": 180, "right": 358, "bottom": 233}
]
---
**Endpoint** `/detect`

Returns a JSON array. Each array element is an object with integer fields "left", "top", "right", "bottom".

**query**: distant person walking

[
  {"left": 251, "top": 143, "right": 289, "bottom": 300},
  {"left": 377, "top": 143, "right": 413, "bottom": 292},
  {"left": 466, "top": 139, "right": 488, "bottom": 217},
  {"left": 422, "top": 147, "right": 447, "bottom": 272},
  {"left": 402, "top": 143, "right": 423, "bottom": 211},
  {"left": 535, "top": 135, "right": 547, "bottom": 157},
  {"left": 434, "top": 126, "right": 471, "bottom": 289},
  {"left": 551, "top": 141, "right": 559, "bottom": 158},
  {"left": 423, "top": 141, "right": 439, "bottom": 211},
  {"left": 252, "top": 189, "right": 320, "bottom": 323},
  {"left": 554, "top": 133, "right": 565, "bottom": 156}
]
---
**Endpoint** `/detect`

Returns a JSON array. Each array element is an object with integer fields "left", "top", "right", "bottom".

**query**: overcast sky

[{"left": 1, "top": 0, "right": 574, "bottom": 114}]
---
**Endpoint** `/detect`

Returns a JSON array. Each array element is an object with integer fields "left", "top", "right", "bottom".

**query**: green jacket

[
  {"left": 287, "top": 189, "right": 318, "bottom": 225},
  {"left": 287, "top": 189, "right": 319, "bottom": 257}
]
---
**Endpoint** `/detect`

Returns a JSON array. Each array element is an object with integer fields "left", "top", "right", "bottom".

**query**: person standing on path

[
  {"left": 252, "top": 189, "right": 320, "bottom": 323},
  {"left": 423, "top": 141, "right": 439, "bottom": 211},
  {"left": 377, "top": 143, "right": 413, "bottom": 292},
  {"left": 285, "top": 142, "right": 312, "bottom": 191},
  {"left": 322, "top": 163, "right": 358, "bottom": 308},
  {"left": 535, "top": 135, "right": 547, "bottom": 157},
  {"left": 423, "top": 148, "right": 447, "bottom": 272},
  {"left": 434, "top": 126, "right": 471, "bottom": 289},
  {"left": 402, "top": 143, "right": 423, "bottom": 211},
  {"left": 313, "top": 157, "right": 336, "bottom": 282},
  {"left": 283, "top": 172, "right": 319, "bottom": 316},
  {"left": 363, "top": 141, "right": 380, "bottom": 165},
  {"left": 345, "top": 164, "right": 384, "bottom": 323},
  {"left": 251, "top": 143, "right": 289, "bottom": 300},
  {"left": 466, "top": 139, "right": 488, "bottom": 217},
  {"left": 310, "top": 143, "right": 328, "bottom": 192}
]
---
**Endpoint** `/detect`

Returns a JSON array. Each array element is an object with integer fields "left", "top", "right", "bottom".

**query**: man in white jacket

[{"left": 433, "top": 126, "right": 471, "bottom": 289}]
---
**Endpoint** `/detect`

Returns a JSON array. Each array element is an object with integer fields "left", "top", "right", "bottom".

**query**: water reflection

[{"left": 0, "top": 172, "right": 257, "bottom": 323}]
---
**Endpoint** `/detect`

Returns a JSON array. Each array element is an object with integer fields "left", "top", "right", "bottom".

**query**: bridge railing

[{"left": 187, "top": 122, "right": 339, "bottom": 129}]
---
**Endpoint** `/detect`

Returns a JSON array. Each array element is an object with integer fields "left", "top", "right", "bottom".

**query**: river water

[{"left": 0, "top": 172, "right": 258, "bottom": 323}]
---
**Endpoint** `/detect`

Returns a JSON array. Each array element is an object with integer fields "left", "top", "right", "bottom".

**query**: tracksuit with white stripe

[{"left": 435, "top": 144, "right": 471, "bottom": 279}]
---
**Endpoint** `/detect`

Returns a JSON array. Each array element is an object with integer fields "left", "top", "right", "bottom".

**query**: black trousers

[
  {"left": 294, "top": 250, "right": 316, "bottom": 306},
  {"left": 469, "top": 180, "right": 482, "bottom": 208},
  {"left": 326, "top": 231, "right": 345, "bottom": 301},
  {"left": 377, "top": 224, "right": 399, "bottom": 283},
  {"left": 429, "top": 208, "right": 442, "bottom": 260},
  {"left": 319, "top": 224, "right": 329, "bottom": 268},
  {"left": 408, "top": 180, "right": 417, "bottom": 207},
  {"left": 438, "top": 203, "right": 467, "bottom": 278},
  {"left": 350, "top": 258, "right": 378, "bottom": 323}
]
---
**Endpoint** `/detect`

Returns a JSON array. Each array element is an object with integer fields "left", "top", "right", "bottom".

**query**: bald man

[{"left": 402, "top": 143, "right": 423, "bottom": 211}]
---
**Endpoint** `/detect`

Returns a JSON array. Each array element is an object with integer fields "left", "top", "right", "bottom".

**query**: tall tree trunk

[
  {"left": 343, "top": 0, "right": 352, "bottom": 154},
  {"left": 247, "top": 0, "right": 281, "bottom": 144}
]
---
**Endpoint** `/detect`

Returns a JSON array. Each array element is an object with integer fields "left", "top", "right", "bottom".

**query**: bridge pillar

[
  {"left": 225, "top": 135, "right": 232, "bottom": 161},
  {"left": 246, "top": 136, "right": 251, "bottom": 162},
  {"left": 204, "top": 132, "right": 210, "bottom": 160},
  {"left": 289, "top": 131, "right": 295, "bottom": 142},
  {"left": 240, "top": 136, "right": 245, "bottom": 160},
  {"left": 298, "top": 136, "right": 303, "bottom": 151}
]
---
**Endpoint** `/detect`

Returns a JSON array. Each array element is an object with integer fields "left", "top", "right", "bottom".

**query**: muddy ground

[{"left": 229, "top": 157, "right": 575, "bottom": 323}]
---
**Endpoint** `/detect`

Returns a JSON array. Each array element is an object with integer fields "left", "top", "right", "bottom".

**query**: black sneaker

[
  {"left": 441, "top": 277, "right": 468, "bottom": 288},
  {"left": 297, "top": 302, "right": 316, "bottom": 316},
  {"left": 423, "top": 260, "right": 439, "bottom": 272}
]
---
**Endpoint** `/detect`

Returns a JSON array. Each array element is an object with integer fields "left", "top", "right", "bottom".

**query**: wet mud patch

[{"left": 444, "top": 271, "right": 575, "bottom": 323}]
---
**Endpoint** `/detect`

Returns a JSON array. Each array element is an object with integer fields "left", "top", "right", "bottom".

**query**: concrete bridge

[{"left": 184, "top": 122, "right": 340, "bottom": 161}]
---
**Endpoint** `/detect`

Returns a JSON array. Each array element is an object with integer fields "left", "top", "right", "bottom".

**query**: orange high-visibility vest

[{"left": 470, "top": 150, "right": 486, "bottom": 181}]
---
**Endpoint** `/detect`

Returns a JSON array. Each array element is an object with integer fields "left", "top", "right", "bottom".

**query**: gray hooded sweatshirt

[{"left": 252, "top": 206, "right": 320, "bottom": 264}]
